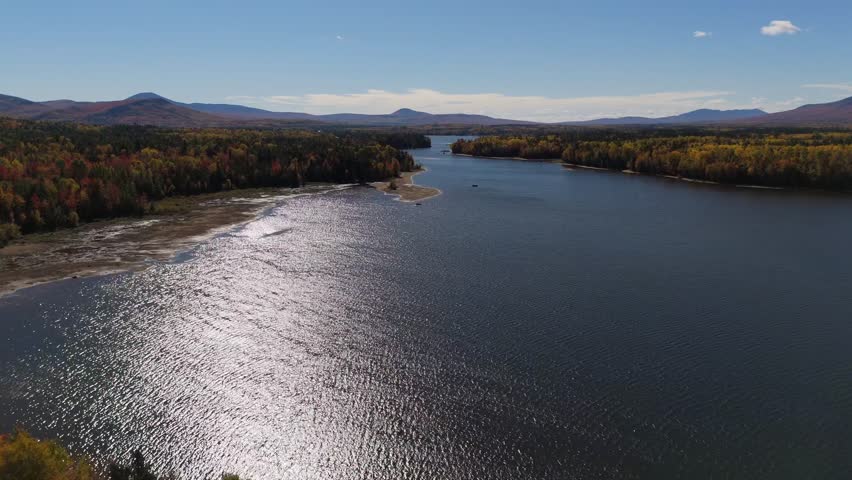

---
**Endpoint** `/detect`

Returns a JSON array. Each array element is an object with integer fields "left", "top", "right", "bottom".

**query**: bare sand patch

[{"left": 371, "top": 168, "right": 442, "bottom": 203}]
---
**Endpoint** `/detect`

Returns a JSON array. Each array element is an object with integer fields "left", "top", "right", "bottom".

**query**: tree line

[
  {"left": 0, "top": 429, "right": 244, "bottom": 479},
  {"left": 451, "top": 130, "right": 852, "bottom": 190},
  {"left": 0, "top": 118, "right": 430, "bottom": 245}
]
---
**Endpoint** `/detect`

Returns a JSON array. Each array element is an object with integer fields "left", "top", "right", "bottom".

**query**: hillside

[
  {"left": 738, "top": 96, "right": 852, "bottom": 126},
  {"left": 0, "top": 93, "right": 533, "bottom": 127},
  {"left": 0, "top": 94, "right": 318, "bottom": 128},
  {"left": 1, "top": 92, "right": 850, "bottom": 128},
  {"left": 83, "top": 98, "right": 230, "bottom": 127},
  {"left": 564, "top": 108, "right": 768, "bottom": 125}
]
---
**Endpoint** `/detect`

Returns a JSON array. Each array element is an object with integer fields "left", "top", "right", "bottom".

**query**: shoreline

[
  {"left": 0, "top": 185, "right": 348, "bottom": 299},
  {"left": 456, "top": 152, "right": 797, "bottom": 190},
  {"left": 453, "top": 153, "right": 562, "bottom": 163},
  {"left": 453, "top": 153, "right": 849, "bottom": 194},
  {"left": 371, "top": 167, "right": 442, "bottom": 202},
  {"left": 559, "top": 162, "right": 845, "bottom": 193}
]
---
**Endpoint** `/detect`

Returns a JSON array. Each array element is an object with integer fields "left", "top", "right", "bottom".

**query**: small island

[{"left": 371, "top": 167, "right": 441, "bottom": 202}]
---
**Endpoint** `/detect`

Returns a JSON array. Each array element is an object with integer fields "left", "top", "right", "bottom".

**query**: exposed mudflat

[{"left": 0, "top": 185, "right": 347, "bottom": 297}]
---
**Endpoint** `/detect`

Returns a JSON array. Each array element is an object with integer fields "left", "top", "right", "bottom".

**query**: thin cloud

[
  {"left": 802, "top": 83, "right": 852, "bottom": 92},
  {"left": 223, "top": 95, "right": 256, "bottom": 102},
  {"left": 693, "top": 31, "right": 711, "bottom": 38},
  {"left": 336, "top": 35, "right": 344, "bottom": 40},
  {"left": 229, "top": 88, "right": 738, "bottom": 122},
  {"left": 775, "top": 96, "right": 806, "bottom": 107},
  {"left": 748, "top": 96, "right": 807, "bottom": 110},
  {"left": 761, "top": 20, "right": 801, "bottom": 36}
]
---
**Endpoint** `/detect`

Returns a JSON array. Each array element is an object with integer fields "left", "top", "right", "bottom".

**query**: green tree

[{"left": 0, "top": 430, "right": 94, "bottom": 480}]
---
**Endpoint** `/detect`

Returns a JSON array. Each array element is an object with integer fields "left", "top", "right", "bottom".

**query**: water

[{"left": 1, "top": 136, "right": 851, "bottom": 479}]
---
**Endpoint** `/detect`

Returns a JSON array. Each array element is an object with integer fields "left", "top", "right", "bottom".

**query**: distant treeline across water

[
  {"left": 452, "top": 129, "right": 852, "bottom": 190},
  {"left": 0, "top": 118, "right": 431, "bottom": 245}
]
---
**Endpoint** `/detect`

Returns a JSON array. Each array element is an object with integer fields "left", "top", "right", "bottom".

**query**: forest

[
  {"left": 0, "top": 118, "right": 430, "bottom": 245},
  {"left": 451, "top": 129, "right": 852, "bottom": 190}
]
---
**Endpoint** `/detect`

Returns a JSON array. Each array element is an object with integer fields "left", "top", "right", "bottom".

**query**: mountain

[
  {"left": 122, "top": 93, "right": 317, "bottom": 121},
  {"left": 0, "top": 93, "right": 53, "bottom": 117},
  {"left": 391, "top": 108, "right": 422, "bottom": 117},
  {"left": 564, "top": 108, "right": 768, "bottom": 125},
  {"left": 125, "top": 92, "right": 168, "bottom": 101},
  {"left": 665, "top": 108, "right": 768, "bottom": 123},
  {"left": 181, "top": 102, "right": 531, "bottom": 125},
  {"left": 737, "top": 96, "right": 852, "bottom": 126},
  {"left": 315, "top": 108, "right": 533, "bottom": 126},
  {"left": 1, "top": 92, "right": 850, "bottom": 128},
  {"left": 17, "top": 96, "right": 229, "bottom": 127},
  {"left": 0, "top": 92, "right": 533, "bottom": 127},
  {"left": 121, "top": 95, "right": 531, "bottom": 125},
  {"left": 0, "top": 92, "right": 534, "bottom": 127},
  {"left": 0, "top": 93, "right": 317, "bottom": 128},
  {"left": 0, "top": 93, "right": 40, "bottom": 112},
  {"left": 82, "top": 98, "right": 231, "bottom": 127},
  {"left": 185, "top": 102, "right": 316, "bottom": 120}
]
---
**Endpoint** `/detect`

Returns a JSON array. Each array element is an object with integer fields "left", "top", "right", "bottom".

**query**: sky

[{"left": 2, "top": 0, "right": 852, "bottom": 122}]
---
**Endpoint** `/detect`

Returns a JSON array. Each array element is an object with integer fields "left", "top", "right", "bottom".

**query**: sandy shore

[
  {"left": 371, "top": 168, "right": 442, "bottom": 202},
  {"left": 0, "top": 185, "right": 344, "bottom": 298}
]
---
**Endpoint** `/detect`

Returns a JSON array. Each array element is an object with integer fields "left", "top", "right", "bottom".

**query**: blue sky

[{"left": 3, "top": 0, "right": 851, "bottom": 121}]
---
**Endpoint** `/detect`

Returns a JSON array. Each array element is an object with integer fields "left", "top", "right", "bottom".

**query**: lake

[{"left": 1, "top": 136, "right": 851, "bottom": 479}]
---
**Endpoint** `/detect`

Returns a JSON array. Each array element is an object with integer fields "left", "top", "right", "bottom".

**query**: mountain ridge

[
  {"left": 0, "top": 92, "right": 850, "bottom": 128},
  {"left": 735, "top": 96, "right": 852, "bottom": 126},
  {"left": 562, "top": 108, "right": 769, "bottom": 125}
]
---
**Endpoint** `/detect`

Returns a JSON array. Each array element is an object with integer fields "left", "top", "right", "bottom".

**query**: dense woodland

[
  {"left": 452, "top": 129, "right": 852, "bottom": 190},
  {"left": 0, "top": 118, "right": 429, "bottom": 245}
]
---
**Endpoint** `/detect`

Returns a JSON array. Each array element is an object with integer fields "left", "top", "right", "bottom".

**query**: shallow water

[{"left": 2, "top": 136, "right": 851, "bottom": 479}]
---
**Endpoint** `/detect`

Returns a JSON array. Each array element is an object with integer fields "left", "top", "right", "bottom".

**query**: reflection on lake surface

[{"left": 2, "top": 136, "right": 851, "bottom": 479}]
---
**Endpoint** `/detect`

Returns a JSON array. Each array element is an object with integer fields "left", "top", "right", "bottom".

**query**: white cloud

[
  {"left": 693, "top": 31, "right": 711, "bottom": 38},
  {"left": 775, "top": 96, "right": 805, "bottom": 107},
  {"left": 802, "top": 83, "right": 852, "bottom": 92},
  {"left": 227, "top": 88, "right": 740, "bottom": 122},
  {"left": 761, "top": 20, "right": 801, "bottom": 36},
  {"left": 336, "top": 35, "right": 344, "bottom": 40}
]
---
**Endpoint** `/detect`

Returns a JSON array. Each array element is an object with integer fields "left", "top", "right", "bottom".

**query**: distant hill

[
  {"left": 125, "top": 92, "right": 167, "bottom": 101},
  {"left": 83, "top": 98, "right": 231, "bottom": 127},
  {"left": 666, "top": 108, "right": 768, "bottom": 123},
  {"left": 187, "top": 102, "right": 315, "bottom": 120},
  {"left": 0, "top": 94, "right": 317, "bottom": 128},
  {"left": 564, "top": 108, "right": 768, "bottom": 126},
  {"left": 0, "top": 94, "right": 52, "bottom": 117},
  {"left": 0, "top": 93, "right": 40, "bottom": 112},
  {"left": 0, "top": 92, "right": 532, "bottom": 127},
  {"left": 182, "top": 102, "right": 532, "bottom": 126},
  {"left": 315, "top": 108, "right": 534, "bottom": 126},
  {"left": 7, "top": 95, "right": 230, "bottom": 128},
  {"left": 736, "top": 96, "right": 852, "bottom": 126},
  {"left": 119, "top": 94, "right": 532, "bottom": 125},
  {"left": 1, "top": 92, "right": 850, "bottom": 128}
]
